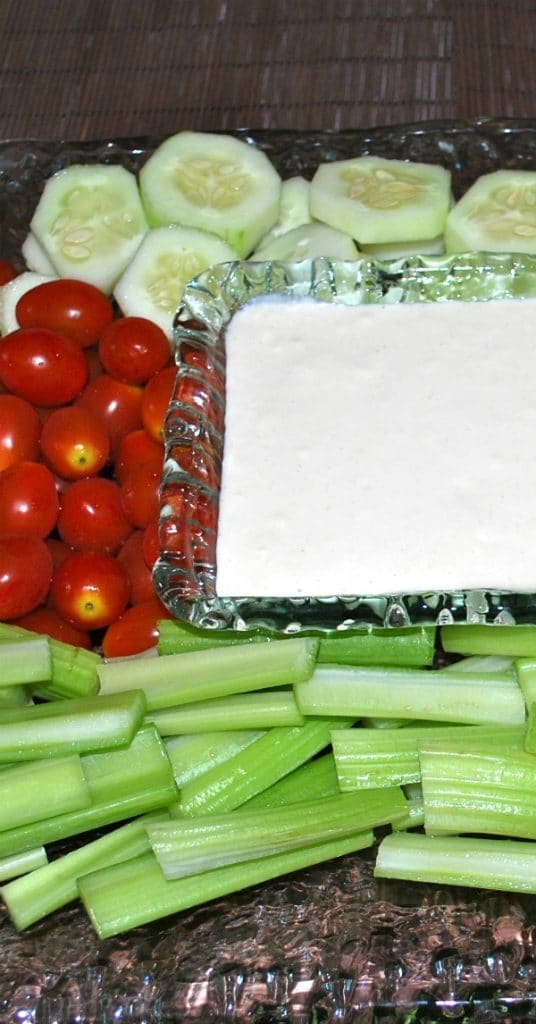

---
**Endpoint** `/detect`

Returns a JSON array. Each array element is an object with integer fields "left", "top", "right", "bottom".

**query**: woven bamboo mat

[{"left": 1, "top": 0, "right": 535, "bottom": 142}]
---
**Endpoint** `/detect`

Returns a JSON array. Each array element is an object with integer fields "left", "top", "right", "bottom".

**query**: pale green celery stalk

[
  {"left": 0, "top": 687, "right": 28, "bottom": 708},
  {"left": 441, "top": 624, "right": 536, "bottom": 658},
  {"left": 442, "top": 654, "right": 515, "bottom": 675},
  {"left": 147, "top": 787, "right": 407, "bottom": 879},
  {"left": 147, "top": 690, "right": 304, "bottom": 735},
  {"left": 525, "top": 702, "right": 536, "bottom": 753},
  {"left": 0, "top": 724, "right": 177, "bottom": 858},
  {"left": 375, "top": 832, "right": 536, "bottom": 894},
  {"left": 294, "top": 665, "right": 525, "bottom": 726},
  {"left": 419, "top": 734, "right": 536, "bottom": 838},
  {"left": 0, "top": 846, "right": 48, "bottom": 882},
  {"left": 0, "top": 755, "right": 91, "bottom": 831},
  {"left": 331, "top": 723, "right": 523, "bottom": 791},
  {"left": 157, "top": 620, "right": 272, "bottom": 656},
  {"left": 514, "top": 659, "right": 536, "bottom": 716},
  {"left": 79, "top": 834, "right": 375, "bottom": 939},
  {"left": 177, "top": 717, "right": 354, "bottom": 817},
  {"left": 242, "top": 752, "right": 340, "bottom": 811},
  {"left": 98, "top": 637, "right": 319, "bottom": 711},
  {"left": 393, "top": 791, "right": 424, "bottom": 831},
  {"left": 0, "top": 622, "right": 100, "bottom": 699},
  {"left": 0, "top": 690, "right": 146, "bottom": 761},
  {"left": 164, "top": 731, "right": 264, "bottom": 789},
  {"left": 0, "top": 638, "right": 51, "bottom": 687},
  {"left": 1, "top": 810, "right": 170, "bottom": 931},
  {"left": 360, "top": 717, "right": 414, "bottom": 729}
]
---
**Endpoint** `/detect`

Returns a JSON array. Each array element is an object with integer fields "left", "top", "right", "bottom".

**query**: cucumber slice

[
  {"left": 310, "top": 155, "right": 451, "bottom": 244},
  {"left": 22, "top": 233, "right": 57, "bottom": 275},
  {"left": 139, "top": 131, "right": 281, "bottom": 258},
  {"left": 251, "top": 222, "right": 358, "bottom": 261},
  {"left": 113, "top": 225, "right": 238, "bottom": 339},
  {"left": 31, "top": 164, "right": 148, "bottom": 293},
  {"left": 445, "top": 170, "right": 536, "bottom": 254},
  {"left": 360, "top": 235, "right": 445, "bottom": 259},
  {"left": 256, "top": 177, "right": 311, "bottom": 248},
  {"left": 0, "top": 272, "right": 57, "bottom": 336}
]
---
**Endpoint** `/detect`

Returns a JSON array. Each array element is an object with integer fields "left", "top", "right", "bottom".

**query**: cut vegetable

[
  {"left": 0, "top": 755, "right": 91, "bottom": 831},
  {"left": 0, "top": 846, "right": 48, "bottom": 883},
  {"left": 0, "top": 621, "right": 100, "bottom": 700},
  {"left": 139, "top": 131, "right": 281, "bottom": 257},
  {"left": 0, "top": 271, "right": 56, "bottom": 335},
  {"left": 359, "top": 234, "right": 445, "bottom": 258},
  {"left": 442, "top": 624, "right": 536, "bottom": 658},
  {"left": 147, "top": 690, "right": 305, "bottom": 734},
  {"left": 251, "top": 222, "right": 358, "bottom": 260},
  {"left": 0, "top": 637, "right": 51, "bottom": 687},
  {"left": 21, "top": 232, "right": 57, "bottom": 275},
  {"left": 31, "top": 163, "right": 148, "bottom": 292},
  {"left": 255, "top": 176, "right": 311, "bottom": 248},
  {"left": 445, "top": 170, "right": 536, "bottom": 254},
  {"left": 310, "top": 155, "right": 451, "bottom": 243},
  {"left": 164, "top": 730, "right": 263, "bottom": 788}
]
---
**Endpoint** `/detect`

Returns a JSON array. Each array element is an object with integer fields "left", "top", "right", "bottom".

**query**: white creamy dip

[{"left": 215, "top": 296, "right": 536, "bottom": 597}]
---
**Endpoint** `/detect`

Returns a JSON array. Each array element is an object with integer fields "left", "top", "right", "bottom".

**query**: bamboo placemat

[{"left": 1, "top": 0, "right": 535, "bottom": 142}]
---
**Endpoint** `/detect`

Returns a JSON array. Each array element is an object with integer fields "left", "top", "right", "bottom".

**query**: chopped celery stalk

[
  {"left": 294, "top": 665, "right": 525, "bottom": 726},
  {"left": 0, "top": 638, "right": 51, "bottom": 686},
  {"left": 0, "top": 690, "right": 146, "bottom": 761},
  {"left": 375, "top": 832, "right": 536, "bottom": 894},
  {"left": 0, "top": 755, "right": 91, "bottom": 831},
  {"left": 98, "top": 637, "right": 319, "bottom": 711},
  {"left": 0, "top": 725, "right": 177, "bottom": 857},
  {"left": 0, "top": 846, "right": 48, "bottom": 882},
  {"left": 164, "top": 731, "right": 264, "bottom": 788},
  {"left": 525, "top": 702, "right": 536, "bottom": 753},
  {"left": 360, "top": 717, "right": 414, "bottom": 729},
  {"left": 1, "top": 810, "right": 170, "bottom": 931},
  {"left": 178, "top": 717, "right": 353, "bottom": 817},
  {"left": 157, "top": 620, "right": 272, "bottom": 656},
  {"left": 242, "top": 752, "right": 340, "bottom": 811},
  {"left": 147, "top": 787, "right": 407, "bottom": 879},
  {"left": 442, "top": 654, "right": 515, "bottom": 675},
  {"left": 331, "top": 723, "right": 522, "bottom": 791},
  {"left": 0, "top": 622, "right": 100, "bottom": 698},
  {"left": 147, "top": 690, "right": 304, "bottom": 735},
  {"left": 79, "top": 834, "right": 375, "bottom": 939},
  {"left": 393, "top": 792, "right": 425, "bottom": 831},
  {"left": 514, "top": 659, "right": 536, "bottom": 713},
  {"left": 317, "top": 627, "right": 436, "bottom": 667},
  {"left": 441, "top": 624, "right": 536, "bottom": 658},
  {"left": 0, "top": 686, "right": 28, "bottom": 708}
]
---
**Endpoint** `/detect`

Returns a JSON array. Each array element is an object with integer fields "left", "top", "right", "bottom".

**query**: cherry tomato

[
  {"left": 0, "top": 460, "right": 59, "bottom": 538},
  {"left": 102, "top": 597, "right": 172, "bottom": 658},
  {"left": 0, "top": 394, "right": 41, "bottom": 470},
  {"left": 0, "top": 534, "right": 53, "bottom": 619},
  {"left": 15, "top": 606, "right": 92, "bottom": 649},
  {"left": 16, "top": 279, "right": 114, "bottom": 348},
  {"left": 58, "top": 477, "right": 132, "bottom": 553},
  {"left": 115, "top": 429, "right": 164, "bottom": 484},
  {"left": 46, "top": 537, "right": 74, "bottom": 571},
  {"left": 117, "top": 530, "right": 157, "bottom": 604},
  {"left": 120, "top": 459, "right": 162, "bottom": 529},
  {"left": 0, "top": 327, "right": 88, "bottom": 406},
  {"left": 0, "top": 259, "right": 18, "bottom": 286},
  {"left": 51, "top": 550, "right": 130, "bottom": 630},
  {"left": 141, "top": 366, "right": 176, "bottom": 443},
  {"left": 143, "top": 515, "right": 160, "bottom": 568},
  {"left": 98, "top": 316, "right": 171, "bottom": 384},
  {"left": 40, "top": 406, "right": 110, "bottom": 479},
  {"left": 77, "top": 374, "right": 143, "bottom": 454}
]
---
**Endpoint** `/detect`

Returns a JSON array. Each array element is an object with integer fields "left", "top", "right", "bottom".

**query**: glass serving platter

[{"left": 4, "top": 120, "right": 536, "bottom": 1023}]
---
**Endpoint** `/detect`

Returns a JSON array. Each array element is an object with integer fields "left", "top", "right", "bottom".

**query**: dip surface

[{"left": 216, "top": 296, "right": 536, "bottom": 597}]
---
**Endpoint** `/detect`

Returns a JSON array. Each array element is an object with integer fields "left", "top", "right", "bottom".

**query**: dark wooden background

[{"left": 1, "top": 0, "right": 535, "bottom": 141}]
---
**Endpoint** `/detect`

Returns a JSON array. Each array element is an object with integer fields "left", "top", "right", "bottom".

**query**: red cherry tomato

[
  {"left": 0, "top": 394, "right": 41, "bottom": 470},
  {"left": 51, "top": 550, "right": 130, "bottom": 630},
  {"left": 98, "top": 316, "right": 171, "bottom": 384},
  {"left": 46, "top": 537, "right": 74, "bottom": 571},
  {"left": 120, "top": 459, "right": 162, "bottom": 529},
  {"left": 0, "top": 327, "right": 88, "bottom": 406},
  {"left": 102, "top": 597, "right": 172, "bottom": 658},
  {"left": 15, "top": 606, "right": 92, "bottom": 649},
  {"left": 77, "top": 374, "right": 143, "bottom": 454},
  {"left": 117, "top": 530, "right": 156, "bottom": 604},
  {"left": 143, "top": 516, "right": 160, "bottom": 568},
  {"left": 0, "top": 534, "right": 53, "bottom": 619},
  {"left": 40, "top": 406, "right": 110, "bottom": 479},
  {"left": 58, "top": 477, "right": 133, "bottom": 553},
  {"left": 0, "top": 259, "right": 18, "bottom": 285},
  {"left": 141, "top": 366, "right": 176, "bottom": 444},
  {"left": 0, "top": 460, "right": 59, "bottom": 538},
  {"left": 115, "top": 429, "right": 164, "bottom": 484},
  {"left": 16, "top": 279, "right": 114, "bottom": 348}
]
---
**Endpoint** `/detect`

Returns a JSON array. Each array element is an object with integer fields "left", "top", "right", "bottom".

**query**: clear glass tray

[{"left": 3, "top": 120, "right": 536, "bottom": 1023}]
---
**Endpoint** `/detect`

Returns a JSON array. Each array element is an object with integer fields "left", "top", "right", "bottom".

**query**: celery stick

[
  {"left": 0, "top": 622, "right": 100, "bottom": 698},
  {"left": 0, "top": 690, "right": 146, "bottom": 761},
  {"left": 525, "top": 701, "right": 536, "bottom": 753},
  {"left": 318, "top": 627, "right": 436, "bottom": 667},
  {"left": 157, "top": 619, "right": 271, "bottom": 656},
  {"left": 441, "top": 624, "right": 536, "bottom": 658},
  {"left": 242, "top": 752, "right": 340, "bottom": 810},
  {"left": 178, "top": 717, "right": 353, "bottom": 817},
  {"left": 294, "top": 665, "right": 525, "bottom": 726},
  {"left": 375, "top": 832, "right": 536, "bottom": 894},
  {"left": 98, "top": 637, "right": 319, "bottom": 711},
  {"left": 164, "top": 731, "right": 264, "bottom": 788},
  {"left": 0, "top": 755, "right": 91, "bottom": 831},
  {"left": 0, "top": 725, "right": 177, "bottom": 857},
  {"left": 1, "top": 811, "right": 170, "bottom": 931},
  {"left": 0, "top": 639, "right": 51, "bottom": 687},
  {"left": 79, "top": 834, "right": 374, "bottom": 939},
  {"left": 393, "top": 791, "right": 424, "bottom": 831},
  {"left": 147, "top": 690, "right": 304, "bottom": 735},
  {"left": 442, "top": 654, "right": 515, "bottom": 675},
  {"left": 514, "top": 659, "right": 536, "bottom": 714},
  {"left": 147, "top": 787, "right": 407, "bottom": 879},
  {"left": 0, "top": 846, "right": 48, "bottom": 882},
  {"left": 0, "top": 686, "right": 28, "bottom": 708}
]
